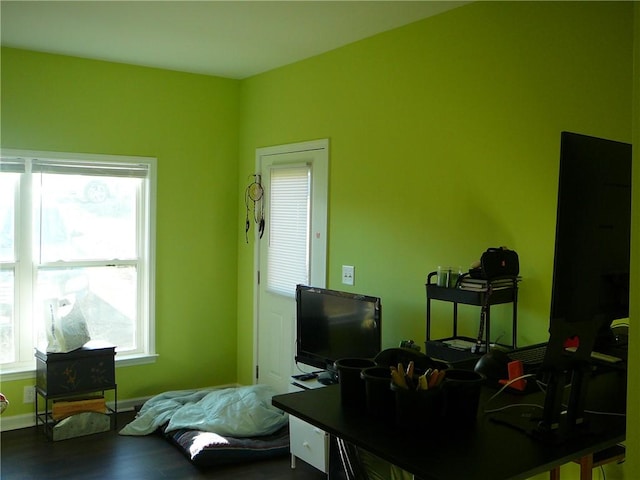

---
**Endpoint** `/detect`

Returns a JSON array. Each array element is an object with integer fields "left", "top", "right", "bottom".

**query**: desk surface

[{"left": 273, "top": 371, "right": 626, "bottom": 480}]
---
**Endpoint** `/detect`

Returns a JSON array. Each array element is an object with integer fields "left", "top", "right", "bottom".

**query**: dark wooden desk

[{"left": 273, "top": 371, "right": 626, "bottom": 480}]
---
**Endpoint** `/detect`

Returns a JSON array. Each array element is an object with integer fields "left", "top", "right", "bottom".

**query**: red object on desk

[
  {"left": 498, "top": 360, "right": 526, "bottom": 391},
  {"left": 563, "top": 336, "right": 580, "bottom": 349}
]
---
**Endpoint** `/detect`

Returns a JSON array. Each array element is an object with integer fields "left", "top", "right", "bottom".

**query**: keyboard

[
  {"left": 508, "top": 343, "right": 625, "bottom": 366},
  {"left": 565, "top": 347, "right": 623, "bottom": 364},
  {"left": 507, "top": 344, "right": 547, "bottom": 366}
]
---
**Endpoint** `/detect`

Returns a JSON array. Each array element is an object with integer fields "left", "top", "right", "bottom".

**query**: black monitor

[
  {"left": 550, "top": 131, "right": 632, "bottom": 347},
  {"left": 295, "top": 285, "right": 382, "bottom": 372},
  {"left": 491, "top": 132, "right": 631, "bottom": 442},
  {"left": 537, "top": 132, "right": 632, "bottom": 439}
]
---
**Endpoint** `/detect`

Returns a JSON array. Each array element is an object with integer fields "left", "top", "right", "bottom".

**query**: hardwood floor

[{"left": 1, "top": 411, "right": 327, "bottom": 479}]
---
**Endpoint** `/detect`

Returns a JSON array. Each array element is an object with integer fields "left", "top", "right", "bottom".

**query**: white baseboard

[{"left": 0, "top": 413, "right": 35, "bottom": 432}]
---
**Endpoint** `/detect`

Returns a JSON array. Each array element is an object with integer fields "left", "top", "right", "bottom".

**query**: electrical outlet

[
  {"left": 23, "top": 385, "right": 35, "bottom": 404},
  {"left": 342, "top": 265, "right": 355, "bottom": 285}
]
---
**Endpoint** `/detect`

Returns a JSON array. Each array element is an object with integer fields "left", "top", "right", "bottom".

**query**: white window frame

[{"left": 0, "top": 149, "right": 157, "bottom": 380}]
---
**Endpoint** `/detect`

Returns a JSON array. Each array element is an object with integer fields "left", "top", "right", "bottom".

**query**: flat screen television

[
  {"left": 541, "top": 131, "right": 631, "bottom": 438},
  {"left": 550, "top": 131, "right": 632, "bottom": 347},
  {"left": 295, "top": 285, "right": 382, "bottom": 373},
  {"left": 492, "top": 132, "right": 632, "bottom": 441}
]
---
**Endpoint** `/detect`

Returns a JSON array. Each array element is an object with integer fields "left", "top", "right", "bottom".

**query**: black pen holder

[
  {"left": 391, "top": 383, "right": 444, "bottom": 430},
  {"left": 335, "top": 358, "right": 377, "bottom": 408},
  {"left": 442, "top": 369, "right": 485, "bottom": 425},
  {"left": 361, "top": 367, "right": 395, "bottom": 420}
]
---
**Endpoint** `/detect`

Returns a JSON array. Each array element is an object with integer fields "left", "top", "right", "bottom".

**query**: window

[
  {"left": 266, "top": 165, "right": 311, "bottom": 296},
  {"left": 0, "top": 150, "right": 156, "bottom": 375}
]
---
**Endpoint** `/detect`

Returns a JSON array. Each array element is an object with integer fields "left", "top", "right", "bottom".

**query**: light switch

[{"left": 342, "top": 265, "right": 355, "bottom": 285}]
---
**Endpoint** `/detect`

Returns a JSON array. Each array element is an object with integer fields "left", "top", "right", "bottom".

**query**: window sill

[{"left": 0, "top": 353, "right": 159, "bottom": 382}]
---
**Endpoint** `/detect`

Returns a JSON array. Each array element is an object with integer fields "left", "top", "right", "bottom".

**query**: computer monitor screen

[
  {"left": 550, "top": 131, "right": 632, "bottom": 346},
  {"left": 536, "top": 132, "right": 632, "bottom": 437},
  {"left": 491, "top": 132, "right": 632, "bottom": 441},
  {"left": 295, "top": 285, "right": 382, "bottom": 371}
]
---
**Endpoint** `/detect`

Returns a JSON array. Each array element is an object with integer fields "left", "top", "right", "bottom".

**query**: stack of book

[{"left": 458, "top": 277, "right": 520, "bottom": 291}]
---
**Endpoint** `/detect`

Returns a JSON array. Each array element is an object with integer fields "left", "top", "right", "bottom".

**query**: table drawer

[{"left": 289, "top": 415, "right": 328, "bottom": 473}]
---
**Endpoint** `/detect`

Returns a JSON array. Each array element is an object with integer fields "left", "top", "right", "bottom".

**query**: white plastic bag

[{"left": 46, "top": 298, "right": 91, "bottom": 353}]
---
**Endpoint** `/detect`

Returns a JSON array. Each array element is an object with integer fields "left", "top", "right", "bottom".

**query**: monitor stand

[{"left": 490, "top": 365, "right": 598, "bottom": 445}]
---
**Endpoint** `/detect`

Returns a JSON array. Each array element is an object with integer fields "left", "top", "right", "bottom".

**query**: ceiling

[{"left": 0, "top": 1, "right": 468, "bottom": 79}]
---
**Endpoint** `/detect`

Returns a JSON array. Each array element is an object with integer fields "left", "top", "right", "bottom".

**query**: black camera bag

[{"left": 470, "top": 247, "right": 519, "bottom": 280}]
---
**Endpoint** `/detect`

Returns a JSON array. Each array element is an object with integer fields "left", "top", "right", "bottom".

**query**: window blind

[
  {"left": 267, "top": 165, "right": 311, "bottom": 296},
  {"left": 32, "top": 159, "right": 149, "bottom": 178},
  {"left": 1, "top": 157, "right": 148, "bottom": 178},
  {"left": 0, "top": 158, "right": 26, "bottom": 173}
]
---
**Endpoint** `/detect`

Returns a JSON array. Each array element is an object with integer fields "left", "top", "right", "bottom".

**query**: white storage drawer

[{"left": 289, "top": 415, "right": 328, "bottom": 473}]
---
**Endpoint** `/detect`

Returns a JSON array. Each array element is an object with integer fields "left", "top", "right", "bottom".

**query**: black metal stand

[{"left": 425, "top": 272, "right": 519, "bottom": 353}]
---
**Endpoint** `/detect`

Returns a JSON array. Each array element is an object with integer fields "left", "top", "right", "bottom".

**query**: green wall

[
  {"left": 237, "top": 2, "right": 637, "bottom": 477},
  {"left": 1, "top": 2, "right": 638, "bottom": 477},
  {"left": 1, "top": 48, "right": 241, "bottom": 415},
  {"left": 237, "top": 1, "right": 634, "bottom": 381},
  {"left": 626, "top": 3, "right": 640, "bottom": 476}
]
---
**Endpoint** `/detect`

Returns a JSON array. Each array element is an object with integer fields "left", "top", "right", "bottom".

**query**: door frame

[{"left": 252, "top": 138, "right": 329, "bottom": 383}]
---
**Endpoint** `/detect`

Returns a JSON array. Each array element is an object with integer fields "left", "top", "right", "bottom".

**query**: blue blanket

[{"left": 119, "top": 384, "right": 287, "bottom": 437}]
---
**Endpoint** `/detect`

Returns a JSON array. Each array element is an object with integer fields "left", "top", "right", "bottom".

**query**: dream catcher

[{"left": 245, "top": 174, "right": 265, "bottom": 243}]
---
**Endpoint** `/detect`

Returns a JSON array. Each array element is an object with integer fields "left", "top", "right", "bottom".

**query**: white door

[{"left": 253, "top": 139, "right": 328, "bottom": 393}]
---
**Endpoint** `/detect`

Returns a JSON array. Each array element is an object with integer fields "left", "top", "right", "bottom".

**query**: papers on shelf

[{"left": 442, "top": 338, "right": 476, "bottom": 350}]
